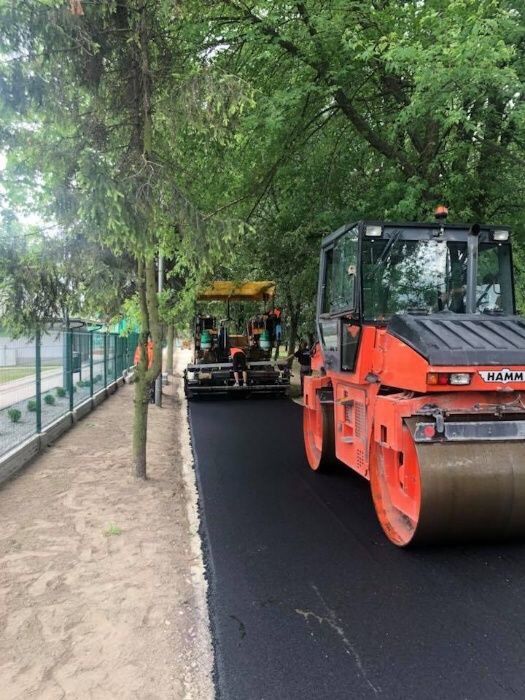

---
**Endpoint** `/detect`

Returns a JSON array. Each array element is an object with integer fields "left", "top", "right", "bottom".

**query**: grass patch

[
  {"left": 103, "top": 523, "right": 122, "bottom": 537},
  {"left": 0, "top": 367, "right": 36, "bottom": 384},
  {"left": 0, "top": 365, "right": 60, "bottom": 384}
]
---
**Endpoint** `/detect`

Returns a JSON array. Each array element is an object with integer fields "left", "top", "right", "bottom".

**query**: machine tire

[
  {"left": 303, "top": 395, "right": 336, "bottom": 472},
  {"left": 183, "top": 376, "right": 196, "bottom": 401}
]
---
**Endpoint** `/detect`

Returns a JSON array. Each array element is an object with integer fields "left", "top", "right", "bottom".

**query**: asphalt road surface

[{"left": 189, "top": 398, "right": 525, "bottom": 700}]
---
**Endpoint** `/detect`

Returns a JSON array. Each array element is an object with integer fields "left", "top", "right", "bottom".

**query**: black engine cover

[{"left": 387, "top": 313, "right": 525, "bottom": 366}]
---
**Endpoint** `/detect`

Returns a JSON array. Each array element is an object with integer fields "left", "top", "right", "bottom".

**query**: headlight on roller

[{"left": 449, "top": 373, "right": 472, "bottom": 385}]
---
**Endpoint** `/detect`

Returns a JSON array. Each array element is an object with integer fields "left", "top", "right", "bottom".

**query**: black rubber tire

[
  {"left": 304, "top": 399, "right": 337, "bottom": 473},
  {"left": 318, "top": 402, "right": 337, "bottom": 472}
]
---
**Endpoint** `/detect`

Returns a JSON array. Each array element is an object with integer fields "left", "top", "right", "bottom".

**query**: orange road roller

[{"left": 303, "top": 212, "right": 525, "bottom": 545}]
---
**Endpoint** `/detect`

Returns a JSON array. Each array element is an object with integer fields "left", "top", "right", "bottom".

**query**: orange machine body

[
  {"left": 303, "top": 218, "right": 525, "bottom": 545},
  {"left": 305, "top": 325, "right": 525, "bottom": 481}
]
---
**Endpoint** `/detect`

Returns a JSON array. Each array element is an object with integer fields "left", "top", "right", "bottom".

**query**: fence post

[
  {"left": 35, "top": 329, "right": 42, "bottom": 434},
  {"left": 113, "top": 335, "right": 117, "bottom": 381},
  {"left": 103, "top": 333, "right": 107, "bottom": 388},
  {"left": 78, "top": 333, "right": 82, "bottom": 382},
  {"left": 89, "top": 332, "right": 94, "bottom": 400},
  {"left": 62, "top": 328, "right": 68, "bottom": 390},
  {"left": 67, "top": 330, "right": 74, "bottom": 413}
]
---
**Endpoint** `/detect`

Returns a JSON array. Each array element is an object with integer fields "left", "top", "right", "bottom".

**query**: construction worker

[
  {"left": 134, "top": 337, "right": 157, "bottom": 403},
  {"left": 265, "top": 309, "right": 276, "bottom": 343},
  {"left": 134, "top": 338, "right": 154, "bottom": 368},
  {"left": 287, "top": 339, "right": 311, "bottom": 396},
  {"left": 274, "top": 308, "right": 282, "bottom": 360},
  {"left": 230, "top": 346, "right": 248, "bottom": 387}
]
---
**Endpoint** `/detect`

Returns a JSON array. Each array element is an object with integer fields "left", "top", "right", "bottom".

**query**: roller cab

[{"left": 303, "top": 215, "right": 525, "bottom": 545}]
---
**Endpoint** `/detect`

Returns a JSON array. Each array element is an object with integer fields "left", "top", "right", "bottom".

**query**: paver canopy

[{"left": 197, "top": 281, "right": 276, "bottom": 302}]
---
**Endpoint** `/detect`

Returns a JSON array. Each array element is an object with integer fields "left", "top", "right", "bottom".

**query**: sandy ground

[{"left": 0, "top": 351, "right": 214, "bottom": 699}]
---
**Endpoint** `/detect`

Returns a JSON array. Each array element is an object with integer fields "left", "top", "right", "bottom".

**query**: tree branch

[{"left": 225, "top": 0, "right": 417, "bottom": 177}]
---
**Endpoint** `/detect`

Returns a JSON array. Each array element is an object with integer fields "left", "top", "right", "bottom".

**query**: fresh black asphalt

[{"left": 189, "top": 398, "right": 525, "bottom": 700}]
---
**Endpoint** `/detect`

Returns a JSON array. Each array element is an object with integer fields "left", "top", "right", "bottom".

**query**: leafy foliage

[{"left": 174, "top": 0, "right": 525, "bottom": 327}]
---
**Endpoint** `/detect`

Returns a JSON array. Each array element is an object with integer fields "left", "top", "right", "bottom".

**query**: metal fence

[{"left": 0, "top": 328, "right": 139, "bottom": 459}]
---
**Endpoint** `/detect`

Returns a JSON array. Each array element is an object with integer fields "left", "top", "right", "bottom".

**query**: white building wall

[{"left": 0, "top": 333, "right": 63, "bottom": 367}]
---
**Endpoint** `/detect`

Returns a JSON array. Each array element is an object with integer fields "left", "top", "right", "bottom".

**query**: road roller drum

[{"left": 370, "top": 429, "right": 525, "bottom": 546}]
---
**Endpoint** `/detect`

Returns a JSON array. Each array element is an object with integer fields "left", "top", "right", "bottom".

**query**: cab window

[
  {"left": 322, "top": 227, "right": 358, "bottom": 314},
  {"left": 477, "top": 243, "right": 513, "bottom": 314}
]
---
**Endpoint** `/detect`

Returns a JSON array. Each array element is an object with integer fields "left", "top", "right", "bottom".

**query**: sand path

[{"left": 0, "top": 351, "right": 214, "bottom": 699}]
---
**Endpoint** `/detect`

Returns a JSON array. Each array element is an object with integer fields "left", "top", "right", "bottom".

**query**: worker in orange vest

[
  {"left": 134, "top": 338, "right": 157, "bottom": 402},
  {"left": 230, "top": 346, "right": 248, "bottom": 387},
  {"left": 134, "top": 338, "right": 154, "bottom": 368}
]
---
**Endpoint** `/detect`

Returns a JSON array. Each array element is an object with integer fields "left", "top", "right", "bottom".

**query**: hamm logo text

[{"left": 479, "top": 369, "right": 525, "bottom": 383}]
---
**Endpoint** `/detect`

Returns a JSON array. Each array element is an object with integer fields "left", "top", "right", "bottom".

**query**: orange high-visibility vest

[{"left": 134, "top": 340, "right": 154, "bottom": 368}]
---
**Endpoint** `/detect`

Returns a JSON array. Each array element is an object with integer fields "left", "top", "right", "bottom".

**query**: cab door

[{"left": 317, "top": 226, "right": 359, "bottom": 371}]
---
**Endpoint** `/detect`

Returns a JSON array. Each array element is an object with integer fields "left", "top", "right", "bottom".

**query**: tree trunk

[
  {"left": 145, "top": 258, "right": 162, "bottom": 383},
  {"left": 132, "top": 258, "right": 151, "bottom": 479},
  {"left": 166, "top": 324, "right": 174, "bottom": 374},
  {"left": 130, "top": 5, "right": 162, "bottom": 479},
  {"left": 133, "top": 375, "right": 149, "bottom": 478},
  {"left": 131, "top": 256, "right": 162, "bottom": 479}
]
